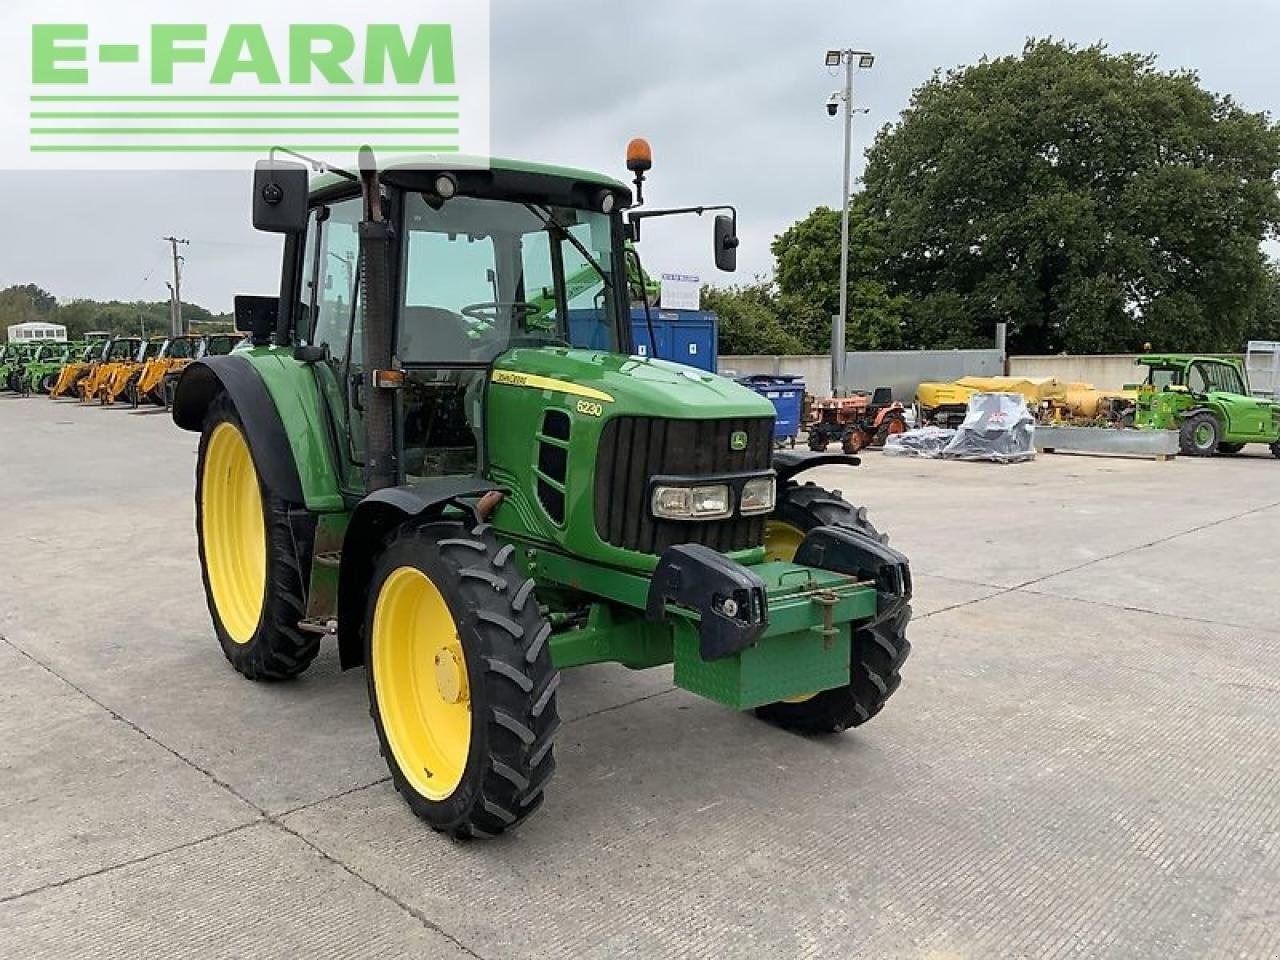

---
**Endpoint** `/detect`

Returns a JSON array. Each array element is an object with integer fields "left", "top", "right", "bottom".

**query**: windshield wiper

[{"left": 523, "top": 204, "right": 613, "bottom": 290}]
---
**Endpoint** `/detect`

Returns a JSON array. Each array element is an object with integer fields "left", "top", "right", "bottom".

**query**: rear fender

[
  {"left": 336, "top": 477, "right": 502, "bottom": 670},
  {"left": 172, "top": 353, "right": 343, "bottom": 511},
  {"left": 173, "top": 356, "right": 306, "bottom": 504}
]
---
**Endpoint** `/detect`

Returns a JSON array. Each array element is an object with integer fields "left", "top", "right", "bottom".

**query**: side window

[
  {"left": 1188, "top": 365, "right": 1207, "bottom": 394},
  {"left": 303, "top": 198, "right": 362, "bottom": 363}
]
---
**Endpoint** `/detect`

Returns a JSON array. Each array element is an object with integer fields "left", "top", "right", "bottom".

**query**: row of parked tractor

[{"left": 0, "top": 332, "right": 246, "bottom": 407}]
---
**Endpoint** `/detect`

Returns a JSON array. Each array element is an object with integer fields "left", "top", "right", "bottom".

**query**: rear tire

[
  {"left": 872, "top": 411, "right": 907, "bottom": 447},
  {"left": 755, "top": 482, "right": 911, "bottom": 733},
  {"left": 1179, "top": 412, "right": 1220, "bottom": 457},
  {"left": 365, "top": 519, "right": 559, "bottom": 839},
  {"left": 195, "top": 393, "right": 317, "bottom": 680},
  {"left": 38, "top": 373, "right": 55, "bottom": 395}
]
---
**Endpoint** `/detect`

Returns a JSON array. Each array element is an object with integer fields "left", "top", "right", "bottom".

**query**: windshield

[
  {"left": 1189, "top": 362, "right": 1246, "bottom": 396},
  {"left": 108, "top": 340, "right": 138, "bottom": 361},
  {"left": 398, "top": 193, "right": 623, "bottom": 365}
]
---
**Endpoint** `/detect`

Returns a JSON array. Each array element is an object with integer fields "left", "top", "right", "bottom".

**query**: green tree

[
  {"left": 862, "top": 39, "right": 1280, "bottom": 354},
  {"left": 0, "top": 284, "right": 58, "bottom": 327},
  {"left": 701, "top": 281, "right": 804, "bottom": 355},
  {"left": 771, "top": 202, "right": 909, "bottom": 351}
]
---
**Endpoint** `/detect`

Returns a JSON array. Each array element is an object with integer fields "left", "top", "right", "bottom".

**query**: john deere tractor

[
  {"left": 1133, "top": 355, "right": 1280, "bottom": 458},
  {"left": 172, "top": 145, "right": 912, "bottom": 839}
]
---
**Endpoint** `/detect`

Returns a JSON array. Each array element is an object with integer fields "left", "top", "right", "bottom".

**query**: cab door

[{"left": 299, "top": 195, "right": 365, "bottom": 490}]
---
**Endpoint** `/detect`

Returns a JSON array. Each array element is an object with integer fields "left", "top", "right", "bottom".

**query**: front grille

[{"left": 594, "top": 416, "right": 774, "bottom": 555}]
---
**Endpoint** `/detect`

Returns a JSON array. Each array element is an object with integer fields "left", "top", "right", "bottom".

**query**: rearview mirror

[
  {"left": 714, "top": 214, "right": 739, "bottom": 272},
  {"left": 253, "top": 160, "right": 309, "bottom": 234}
]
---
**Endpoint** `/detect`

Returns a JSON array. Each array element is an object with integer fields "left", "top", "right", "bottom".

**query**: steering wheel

[{"left": 461, "top": 301, "right": 545, "bottom": 326}]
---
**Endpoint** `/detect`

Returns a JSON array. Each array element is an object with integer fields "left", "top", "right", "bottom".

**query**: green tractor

[
  {"left": 23, "top": 341, "right": 77, "bottom": 395},
  {"left": 0, "top": 341, "right": 28, "bottom": 391},
  {"left": 1133, "top": 355, "right": 1280, "bottom": 458},
  {"left": 171, "top": 144, "right": 912, "bottom": 839}
]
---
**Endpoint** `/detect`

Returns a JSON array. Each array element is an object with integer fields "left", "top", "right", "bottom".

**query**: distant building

[{"left": 6, "top": 322, "right": 67, "bottom": 342}]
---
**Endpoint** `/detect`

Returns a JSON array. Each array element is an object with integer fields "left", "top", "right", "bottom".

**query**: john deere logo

[{"left": 730, "top": 430, "right": 748, "bottom": 451}]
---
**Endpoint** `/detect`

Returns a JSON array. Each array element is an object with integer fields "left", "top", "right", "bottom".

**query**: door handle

[{"left": 348, "top": 371, "right": 365, "bottom": 412}]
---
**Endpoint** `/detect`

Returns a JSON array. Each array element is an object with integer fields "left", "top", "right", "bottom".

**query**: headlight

[
  {"left": 738, "top": 476, "right": 776, "bottom": 515},
  {"left": 651, "top": 483, "right": 732, "bottom": 520}
]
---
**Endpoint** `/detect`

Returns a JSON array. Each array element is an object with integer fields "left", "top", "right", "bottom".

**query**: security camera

[{"left": 826, "top": 92, "right": 841, "bottom": 117}]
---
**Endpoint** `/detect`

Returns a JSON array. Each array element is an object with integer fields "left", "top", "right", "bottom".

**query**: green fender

[{"left": 171, "top": 348, "right": 345, "bottom": 512}]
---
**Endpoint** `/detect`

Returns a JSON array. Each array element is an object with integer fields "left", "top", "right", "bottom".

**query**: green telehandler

[
  {"left": 172, "top": 143, "right": 912, "bottom": 839},
  {"left": 1133, "top": 355, "right": 1280, "bottom": 458}
]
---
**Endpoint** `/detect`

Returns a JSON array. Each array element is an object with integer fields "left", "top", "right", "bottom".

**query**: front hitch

[{"left": 645, "top": 543, "right": 769, "bottom": 660}]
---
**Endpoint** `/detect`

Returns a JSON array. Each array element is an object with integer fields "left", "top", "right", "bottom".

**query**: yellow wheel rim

[
  {"left": 765, "top": 519, "right": 817, "bottom": 703},
  {"left": 764, "top": 520, "right": 806, "bottom": 562},
  {"left": 201, "top": 422, "right": 267, "bottom": 645},
  {"left": 372, "top": 567, "right": 472, "bottom": 801}
]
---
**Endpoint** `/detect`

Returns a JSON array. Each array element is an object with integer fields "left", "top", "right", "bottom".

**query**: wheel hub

[{"left": 433, "top": 646, "right": 469, "bottom": 705}]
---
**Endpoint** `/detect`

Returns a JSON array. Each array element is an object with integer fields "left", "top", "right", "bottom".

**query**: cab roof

[
  {"left": 1134, "top": 354, "right": 1241, "bottom": 369},
  {"left": 311, "top": 154, "right": 630, "bottom": 196}
]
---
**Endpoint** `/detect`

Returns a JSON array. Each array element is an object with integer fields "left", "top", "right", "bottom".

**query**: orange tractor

[{"left": 807, "top": 388, "right": 909, "bottom": 453}]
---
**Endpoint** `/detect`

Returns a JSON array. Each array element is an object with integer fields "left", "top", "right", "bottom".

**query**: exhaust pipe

[{"left": 357, "top": 146, "right": 399, "bottom": 493}]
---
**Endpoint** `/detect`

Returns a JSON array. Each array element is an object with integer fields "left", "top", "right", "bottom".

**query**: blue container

[
  {"left": 565, "top": 308, "right": 718, "bottom": 374},
  {"left": 630, "top": 309, "right": 717, "bottom": 373},
  {"left": 735, "top": 375, "right": 805, "bottom": 445}
]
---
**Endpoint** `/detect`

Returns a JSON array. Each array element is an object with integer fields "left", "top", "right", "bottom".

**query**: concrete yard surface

[{"left": 2, "top": 394, "right": 1278, "bottom": 959}]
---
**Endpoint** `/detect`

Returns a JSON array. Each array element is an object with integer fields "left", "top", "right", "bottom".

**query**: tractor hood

[{"left": 493, "top": 347, "right": 776, "bottom": 421}]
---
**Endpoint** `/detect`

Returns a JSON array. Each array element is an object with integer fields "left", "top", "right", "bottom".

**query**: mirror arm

[
  {"left": 626, "top": 204, "right": 737, "bottom": 244},
  {"left": 268, "top": 146, "right": 359, "bottom": 183}
]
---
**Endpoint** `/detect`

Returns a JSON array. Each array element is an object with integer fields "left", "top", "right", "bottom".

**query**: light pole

[{"left": 825, "top": 48, "right": 875, "bottom": 396}]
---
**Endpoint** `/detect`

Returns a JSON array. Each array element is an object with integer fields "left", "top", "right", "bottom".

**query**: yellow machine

[
  {"left": 917, "top": 376, "right": 1066, "bottom": 426},
  {"left": 49, "top": 337, "right": 109, "bottom": 399},
  {"left": 130, "top": 336, "right": 201, "bottom": 406},
  {"left": 917, "top": 373, "right": 1137, "bottom": 426},
  {"left": 78, "top": 337, "right": 143, "bottom": 402},
  {"left": 101, "top": 339, "right": 164, "bottom": 404},
  {"left": 132, "top": 334, "right": 245, "bottom": 407}
]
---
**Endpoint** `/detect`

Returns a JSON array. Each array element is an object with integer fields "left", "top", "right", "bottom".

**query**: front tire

[
  {"left": 195, "top": 394, "right": 317, "bottom": 680},
  {"left": 365, "top": 519, "right": 560, "bottom": 839},
  {"left": 756, "top": 482, "right": 912, "bottom": 733},
  {"left": 1179, "top": 411, "right": 1220, "bottom": 457}
]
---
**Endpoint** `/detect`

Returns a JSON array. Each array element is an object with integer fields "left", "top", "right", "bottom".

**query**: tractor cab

[{"left": 1134, "top": 355, "right": 1249, "bottom": 397}]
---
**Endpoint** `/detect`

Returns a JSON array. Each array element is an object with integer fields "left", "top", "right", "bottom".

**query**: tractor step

[{"left": 297, "top": 618, "right": 337, "bottom": 636}]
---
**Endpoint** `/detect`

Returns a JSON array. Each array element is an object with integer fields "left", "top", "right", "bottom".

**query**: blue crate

[{"left": 735, "top": 375, "right": 805, "bottom": 445}]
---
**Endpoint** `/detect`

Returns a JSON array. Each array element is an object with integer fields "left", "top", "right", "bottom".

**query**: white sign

[
  {"left": 660, "top": 272, "right": 700, "bottom": 312},
  {"left": 1, "top": 0, "right": 491, "bottom": 170}
]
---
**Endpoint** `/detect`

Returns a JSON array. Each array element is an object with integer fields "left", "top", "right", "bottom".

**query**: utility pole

[
  {"left": 165, "top": 282, "right": 177, "bottom": 337},
  {"left": 824, "top": 48, "right": 875, "bottom": 396},
  {"left": 162, "top": 236, "right": 189, "bottom": 336}
]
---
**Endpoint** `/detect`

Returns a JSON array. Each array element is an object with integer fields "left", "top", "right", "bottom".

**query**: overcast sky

[{"left": 1, "top": 0, "right": 1277, "bottom": 312}]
